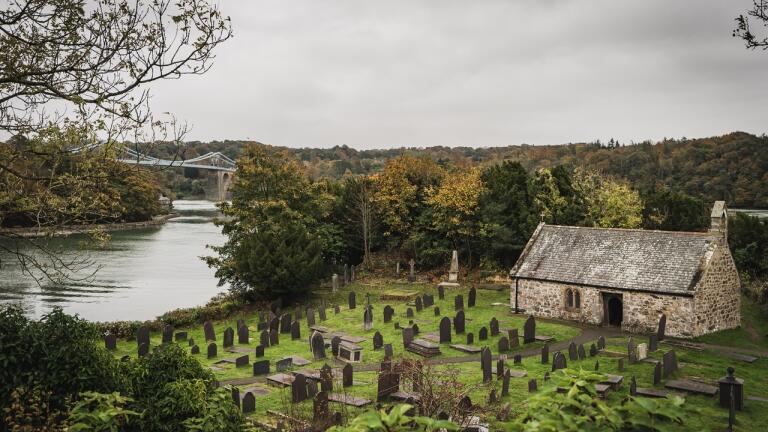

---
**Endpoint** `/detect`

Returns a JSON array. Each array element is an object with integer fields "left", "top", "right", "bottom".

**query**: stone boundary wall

[{"left": 692, "top": 246, "right": 741, "bottom": 336}]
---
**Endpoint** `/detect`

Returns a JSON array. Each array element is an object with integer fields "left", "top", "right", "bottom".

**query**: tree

[
  {"left": 735, "top": 1, "right": 768, "bottom": 50},
  {"left": 530, "top": 167, "right": 586, "bottom": 226},
  {"left": 574, "top": 170, "right": 644, "bottom": 229},
  {"left": 341, "top": 176, "right": 378, "bottom": 269},
  {"left": 642, "top": 187, "right": 708, "bottom": 232}
]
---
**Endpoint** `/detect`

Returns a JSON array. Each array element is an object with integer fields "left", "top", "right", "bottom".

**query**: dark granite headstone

[
  {"left": 207, "top": 342, "right": 217, "bottom": 359},
  {"left": 498, "top": 336, "right": 509, "bottom": 352},
  {"left": 630, "top": 375, "right": 637, "bottom": 396},
  {"left": 618, "top": 358, "right": 625, "bottom": 372},
  {"left": 331, "top": 336, "right": 341, "bottom": 357},
  {"left": 373, "top": 331, "right": 384, "bottom": 350},
  {"left": 104, "top": 334, "right": 116, "bottom": 350},
  {"left": 502, "top": 370, "right": 511, "bottom": 396},
  {"left": 657, "top": 314, "right": 667, "bottom": 341},
  {"left": 649, "top": 334, "right": 658, "bottom": 352},
  {"left": 223, "top": 327, "right": 234, "bottom": 348},
  {"left": 552, "top": 351, "right": 567, "bottom": 371},
  {"left": 488, "top": 388, "right": 497, "bottom": 404},
  {"left": 348, "top": 292, "right": 356, "bottom": 310},
  {"left": 468, "top": 287, "right": 476, "bottom": 307},
  {"left": 528, "top": 379, "right": 538, "bottom": 392},
  {"left": 175, "top": 331, "right": 187, "bottom": 342},
  {"left": 589, "top": 343, "right": 597, "bottom": 357},
  {"left": 276, "top": 357, "right": 293, "bottom": 371},
  {"left": 320, "top": 364, "right": 333, "bottom": 392},
  {"left": 406, "top": 308, "right": 413, "bottom": 318},
  {"left": 291, "top": 321, "right": 301, "bottom": 340},
  {"left": 454, "top": 310, "right": 465, "bottom": 334},
  {"left": 434, "top": 307, "right": 441, "bottom": 316},
  {"left": 242, "top": 392, "right": 255, "bottom": 413},
  {"left": 377, "top": 371, "right": 400, "bottom": 400},
  {"left": 411, "top": 323, "right": 419, "bottom": 335},
  {"left": 541, "top": 343, "right": 549, "bottom": 364},
  {"left": 231, "top": 387, "right": 240, "bottom": 409},
  {"left": 292, "top": 373, "right": 308, "bottom": 403},
  {"left": 568, "top": 342, "right": 577, "bottom": 361},
  {"left": 514, "top": 354, "right": 522, "bottom": 364},
  {"left": 423, "top": 294, "right": 434, "bottom": 307},
  {"left": 313, "top": 391, "right": 330, "bottom": 425},
  {"left": 479, "top": 326, "right": 488, "bottom": 341},
  {"left": 257, "top": 321, "right": 267, "bottom": 331},
  {"left": 415, "top": 296, "right": 423, "bottom": 312},
  {"left": 162, "top": 325, "right": 174, "bottom": 344},
  {"left": 490, "top": 317, "right": 500, "bottom": 336},
  {"left": 481, "top": 347, "right": 492, "bottom": 383},
  {"left": 496, "top": 359, "right": 505, "bottom": 379},
  {"left": 137, "top": 325, "right": 150, "bottom": 347},
  {"left": 578, "top": 344, "right": 586, "bottom": 360},
  {"left": 466, "top": 332, "right": 474, "bottom": 345},
  {"left": 255, "top": 345, "right": 264, "bottom": 357},
  {"left": 306, "top": 308, "right": 316, "bottom": 327},
  {"left": 383, "top": 344, "right": 393, "bottom": 358},
  {"left": 306, "top": 379, "right": 318, "bottom": 399},
  {"left": 653, "top": 362, "right": 662, "bottom": 385},
  {"left": 269, "top": 317, "right": 279, "bottom": 332},
  {"left": 318, "top": 306, "right": 327, "bottom": 322},
  {"left": 311, "top": 331, "right": 326, "bottom": 360},
  {"left": 383, "top": 305, "right": 394, "bottom": 323},
  {"left": 269, "top": 328, "right": 279, "bottom": 346},
  {"left": 523, "top": 316, "right": 535, "bottom": 343},
  {"left": 203, "top": 321, "right": 215, "bottom": 342},
  {"left": 718, "top": 367, "right": 744, "bottom": 411},
  {"left": 454, "top": 295, "right": 464, "bottom": 311},
  {"left": 235, "top": 355, "right": 249, "bottom": 368},
  {"left": 402, "top": 327, "right": 414, "bottom": 348},
  {"left": 294, "top": 306, "right": 302, "bottom": 321},
  {"left": 597, "top": 335, "right": 606, "bottom": 350},
  {"left": 260, "top": 330, "right": 270, "bottom": 347},
  {"left": 138, "top": 343, "right": 149, "bottom": 357},
  {"left": 662, "top": 350, "right": 678, "bottom": 377},
  {"left": 509, "top": 329, "right": 519, "bottom": 348},
  {"left": 280, "top": 313, "right": 292, "bottom": 334},
  {"left": 343, "top": 363, "right": 353, "bottom": 388},
  {"left": 190, "top": 344, "right": 199, "bottom": 355},
  {"left": 438, "top": 285, "right": 445, "bottom": 299},
  {"left": 439, "top": 317, "right": 452, "bottom": 343},
  {"left": 238, "top": 325, "right": 249, "bottom": 344}
]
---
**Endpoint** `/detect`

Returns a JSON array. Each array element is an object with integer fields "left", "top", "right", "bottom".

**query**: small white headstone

[
  {"left": 448, "top": 250, "right": 459, "bottom": 282},
  {"left": 636, "top": 343, "right": 648, "bottom": 361}
]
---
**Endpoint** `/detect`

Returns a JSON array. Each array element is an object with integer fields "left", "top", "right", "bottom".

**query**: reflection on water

[
  {"left": 731, "top": 208, "right": 768, "bottom": 219},
  {"left": 0, "top": 200, "right": 228, "bottom": 321}
]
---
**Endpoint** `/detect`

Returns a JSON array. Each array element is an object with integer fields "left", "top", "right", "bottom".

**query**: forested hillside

[{"left": 159, "top": 132, "right": 767, "bottom": 207}]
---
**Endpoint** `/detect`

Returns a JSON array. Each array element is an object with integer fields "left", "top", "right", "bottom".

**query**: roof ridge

[{"left": 542, "top": 224, "right": 714, "bottom": 237}]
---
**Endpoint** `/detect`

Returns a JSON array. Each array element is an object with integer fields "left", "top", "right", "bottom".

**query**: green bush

[
  {"left": 328, "top": 404, "right": 458, "bottom": 432},
  {"left": 67, "top": 392, "right": 139, "bottom": 432}
]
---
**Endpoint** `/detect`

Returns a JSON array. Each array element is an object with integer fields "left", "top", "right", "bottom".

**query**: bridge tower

[{"left": 205, "top": 171, "right": 234, "bottom": 202}]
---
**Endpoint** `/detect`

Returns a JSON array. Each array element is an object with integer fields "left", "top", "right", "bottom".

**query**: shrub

[
  {"left": 328, "top": 404, "right": 458, "bottom": 432},
  {"left": 66, "top": 392, "right": 139, "bottom": 432}
]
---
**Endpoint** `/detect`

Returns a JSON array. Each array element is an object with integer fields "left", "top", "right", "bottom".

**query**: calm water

[
  {"left": 731, "top": 208, "right": 768, "bottom": 219},
  {"left": 0, "top": 201, "right": 227, "bottom": 321}
]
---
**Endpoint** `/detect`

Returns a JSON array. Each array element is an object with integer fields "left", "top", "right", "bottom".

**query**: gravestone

[
  {"left": 589, "top": 343, "right": 598, "bottom": 357},
  {"left": 137, "top": 325, "right": 150, "bottom": 347},
  {"left": 498, "top": 336, "right": 509, "bottom": 352},
  {"left": 627, "top": 337, "right": 636, "bottom": 363},
  {"left": 307, "top": 379, "right": 317, "bottom": 399},
  {"left": 260, "top": 330, "right": 270, "bottom": 348},
  {"left": 468, "top": 287, "right": 476, "bottom": 307},
  {"left": 454, "top": 310, "right": 465, "bottom": 334},
  {"left": 481, "top": 347, "right": 492, "bottom": 383},
  {"left": 235, "top": 355, "right": 249, "bottom": 368},
  {"left": 552, "top": 352, "right": 567, "bottom": 371},
  {"left": 331, "top": 336, "right": 341, "bottom": 357},
  {"left": 718, "top": 367, "right": 744, "bottom": 411},
  {"left": 348, "top": 292, "right": 356, "bottom": 310},
  {"left": 255, "top": 345, "right": 264, "bottom": 357},
  {"left": 280, "top": 314, "right": 291, "bottom": 334},
  {"left": 207, "top": 342, "right": 217, "bottom": 359},
  {"left": 269, "top": 328, "right": 279, "bottom": 345},
  {"left": 104, "top": 334, "right": 116, "bottom": 350},
  {"left": 318, "top": 306, "right": 327, "bottom": 322},
  {"left": 448, "top": 250, "right": 460, "bottom": 282},
  {"left": 231, "top": 387, "right": 240, "bottom": 409},
  {"left": 636, "top": 343, "right": 648, "bottom": 361},
  {"left": 138, "top": 343, "right": 149, "bottom": 357},
  {"left": 423, "top": 294, "right": 434, "bottom": 307},
  {"left": 238, "top": 325, "right": 249, "bottom": 344},
  {"left": 657, "top": 314, "right": 667, "bottom": 341},
  {"left": 439, "top": 317, "right": 452, "bottom": 343},
  {"left": 514, "top": 354, "right": 522, "bottom": 364},
  {"left": 509, "top": 329, "right": 519, "bottom": 348},
  {"left": 618, "top": 358, "right": 625, "bottom": 372},
  {"left": 311, "top": 331, "right": 326, "bottom": 360},
  {"left": 488, "top": 389, "right": 497, "bottom": 404},
  {"left": 578, "top": 344, "right": 586, "bottom": 360},
  {"left": 434, "top": 307, "right": 441, "bottom": 316},
  {"left": 568, "top": 342, "right": 578, "bottom": 361},
  {"left": 490, "top": 317, "right": 500, "bottom": 336},
  {"left": 364, "top": 307, "right": 373, "bottom": 331},
  {"left": 242, "top": 392, "right": 255, "bottom": 413},
  {"left": 383, "top": 305, "right": 394, "bottom": 323},
  {"left": 190, "top": 344, "right": 199, "bottom": 355},
  {"left": 276, "top": 357, "right": 293, "bottom": 371},
  {"left": 502, "top": 370, "right": 511, "bottom": 396},
  {"left": 162, "top": 325, "right": 174, "bottom": 344},
  {"left": 384, "top": 344, "right": 393, "bottom": 358},
  {"left": 402, "top": 327, "right": 414, "bottom": 348},
  {"left": 408, "top": 258, "right": 416, "bottom": 283},
  {"left": 332, "top": 274, "right": 339, "bottom": 292},
  {"left": 306, "top": 308, "right": 316, "bottom": 327},
  {"left": 203, "top": 321, "right": 215, "bottom": 342},
  {"left": 496, "top": 359, "right": 505, "bottom": 379},
  {"left": 663, "top": 350, "right": 678, "bottom": 377},
  {"left": 368, "top": 330, "right": 382, "bottom": 350},
  {"left": 378, "top": 371, "right": 401, "bottom": 400},
  {"left": 454, "top": 295, "right": 464, "bottom": 311},
  {"left": 438, "top": 285, "right": 445, "bottom": 300},
  {"left": 528, "top": 379, "right": 538, "bottom": 392},
  {"left": 294, "top": 306, "right": 302, "bottom": 321},
  {"left": 223, "top": 327, "right": 234, "bottom": 348},
  {"left": 630, "top": 376, "right": 637, "bottom": 396},
  {"left": 653, "top": 362, "right": 662, "bottom": 385},
  {"left": 313, "top": 390, "right": 329, "bottom": 424},
  {"left": 415, "top": 296, "right": 423, "bottom": 312},
  {"left": 175, "top": 331, "right": 187, "bottom": 342},
  {"left": 466, "top": 332, "right": 474, "bottom": 345},
  {"left": 648, "top": 334, "right": 658, "bottom": 352},
  {"left": 411, "top": 323, "right": 420, "bottom": 335},
  {"left": 406, "top": 308, "right": 413, "bottom": 318},
  {"left": 320, "top": 364, "right": 333, "bottom": 392},
  {"left": 292, "top": 373, "right": 308, "bottom": 403},
  {"left": 343, "top": 363, "right": 353, "bottom": 387},
  {"left": 523, "top": 316, "right": 535, "bottom": 343},
  {"left": 541, "top": 343, "right": 549, "bottom": 364},
  {"left": 269, "top": 317, "right": 279, "bottom": 332},
  {"left": 291, "top": 321, "right": 301, "bottom": 340},
  {"left": 334, "top": 305, "right": 340, "bottom": 314}
]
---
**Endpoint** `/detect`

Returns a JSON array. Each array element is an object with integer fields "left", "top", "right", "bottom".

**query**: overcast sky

[{"left": 150, "top": 0, "right": 768, "bottom": 148}]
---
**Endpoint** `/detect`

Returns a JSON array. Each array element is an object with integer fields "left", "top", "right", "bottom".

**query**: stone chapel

[{"left": 509, "top": 201, "right": 741, "bottom": 338}]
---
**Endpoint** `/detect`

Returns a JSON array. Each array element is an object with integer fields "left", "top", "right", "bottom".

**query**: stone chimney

[{"left": 709, "top": 201, "right": 728, "bottom": 246}]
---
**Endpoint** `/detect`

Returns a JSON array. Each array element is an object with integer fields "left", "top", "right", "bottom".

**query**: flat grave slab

[
  {"left": 209, "top": 365, "right": 226, "bottom": 372},
  {"left": 534, "top": 335, "right": 554, "bottom": 343},
  {"left": 422, "top": 333, "right": 440, "bottom": 343},
  {"left": 635, "top": 388, "right": 670, "bottom": 398},
  {"left": 224, "top": 346, "right": 252, "bottom": 354},
  {"left": 641, "top": 357, "right": 660, "bottom": 364},
  {"left": 594, "top": 383, "right": 611, "bottom": 398},
  {"left": 665, "top": 379, "right": 718, "bottom": 396},
  {"left": 389, "top": 390, "right": 421, "bottom": 402},
  {"left": 600, "top": 350, "right": 626, "bottom": 358},
  {"left": 449, "top": 344, "right": 482, "bottom": 354},
  {"left": 381, "top": 290, "right": 419, "bottom": 301},
  {"left": 240, "top": 385, "right": 271, "bottom": 397},
  {"left": 328, "top": 393, "right": 372, "bottom": 407},
  {"left": 601, "top": 374, "right": 624, "bottom": 390},
  {"left": 213, "top": 358, "right": 237, "bottom": 365},
  {"left": 287, "top": 355, "right": 311, "bottom": 366},
  {"left": 309, "top": 325, "right": 332, "bottom": 334},
  {"left": 507, "top": 369, "right": 528, "bottom": 378},
  {"left": 407, "top": 339, "right": 441, "bottom": 357},
  {"left": 476, "top": 283, "right": 506, "bottom": 291},
  {"left": 714, "top": 351, "right": 759, "bottom": 363},
  {"left": 266, "top": 373, "right": 295, "bottom": 387},
  {"left": 340, "top": 335, "right": 368, "bottom": 344},
  {"left": 747, "top": 395, "right": 768, "bottom": 402}
]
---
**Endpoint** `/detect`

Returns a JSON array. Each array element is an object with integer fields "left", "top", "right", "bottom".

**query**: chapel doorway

[{"left": 602, "top": 293, "right": 623, "bottom": 326}]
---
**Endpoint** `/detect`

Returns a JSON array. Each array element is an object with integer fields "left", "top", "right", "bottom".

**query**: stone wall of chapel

[{"left": 692, "top": 246, "right": 741, "bottom": 337}]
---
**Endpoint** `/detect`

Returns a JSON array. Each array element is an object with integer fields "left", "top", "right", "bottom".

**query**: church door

[{"left": 602, "top": 293, "right": 623, "bottom": 326}]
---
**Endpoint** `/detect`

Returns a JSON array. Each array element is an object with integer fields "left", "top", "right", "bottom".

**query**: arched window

[
  {"left": 575, "top": 290, "right": 581, "bottom": 309},
  {"left": 566, "top": 289, "right": 574, "bottom": 308}
]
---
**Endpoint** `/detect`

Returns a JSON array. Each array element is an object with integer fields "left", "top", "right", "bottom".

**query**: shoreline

[{"left": 0, "top": 213, "right": 180, "bottom": 239}]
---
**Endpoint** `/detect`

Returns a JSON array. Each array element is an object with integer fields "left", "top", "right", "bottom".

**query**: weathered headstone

[
  {"left": 662, "top": 350, "right": 678, "bottom": 377},
  {"left": 269, "top": 328, "right": 279, "bottom": 346},
  {"left": 578, "top": 344, "right": 586, "bottom": 360},
  {"left": 488, "top": 389, "right": 497, "bottom": 404},
  {"left": 408, "top": 258, "right": 416, "bottom": 283},
  {"left": 402, "top": 327, "right": 414, "bottom": 348},
  {"left": 541, "top": 343, "right": 549, "bottom": 364},
  {"left": 331, "top": 336, "right": 341, "bottom": 357},
  {"left": 280, "top": 314, "right": 291, "bottom": 334},
  {"left": 260, "top": 330, "right": 270, "bottom": 348},
  {"left": 320, "top": 364, "right": 333, "bottom": 392},
  {"left": 343, "top": 363, "right": 353, "bottom": 387},
  {"left": 618, "top": 358, "right": 625, "bottom": 372},
  {"left": 162, "top": 325, "right": 174, "bottom": 344},
  {"left": 175, "top": 331, "right": 187, "bottom": 342},
  {"left": 137, "top": 343, "right": 148, "bottom": 357},
  {"left": 313, "top": 390, "right": 329, "bottom": 424},
  {"left": 498, "top": 336, "right": 510, "bottom": 352},
  {"left": 523, "top": 316, "right": 536, "bottom": 343},
  {"left": 468, "top": 287, "right": 476, "bottom": 307},
  {"left": 238, "top": 325, "right": 249, "bottom": 344},
  {"left": 332, "top": 274, "right": 339, "bottom": 292},
  {"left": 373, "top": 331, "right": 383, "bottom": 350},
  {"left": 627, "top": 337, "right": 636, "bottom": 363},
  {"left": 291, "top": 321, "right": 301, "bottom": 340},
  {"left": 423, "top": 294, "right": 434, "bottom": 307},
  {"left": 311, "top": 331, "right": 326, "bottom": 360},
  {"left": 636, "top": 343, "right": 648, "bottom": 361},
  {"left": 383, "top": 344, "right": 393, "bottom": 358},
  {"left": 481, "top": 347, "right": 492, "bottom": 383},
  {"left": 207, "top": 342, "right": 217, "bottom": 359},
  {"left": 292, "top": 373, "right": 308, "bottom": 403},
  {"left": 415, "top": 296, "right": 423, "bottom": 312},
  {"left": 438, "top": 285, "right": 445, "bottom": 300},
  {"left": 294, "top": 306, "right": 302, "bottom": 321},
  {"left": 439, "top": 317, "right": 452, "bottom": 343},
  {"left": 502, "top": 370, "right": 511, "bottom": 396},
  {"left": 223, "top": 327, "right": 234, "bottom": 348},
  {"left": 269, "top": 317, "right": 279, "bottom": 332},
  {"left": 589, "top": 343, "right": 598, "bottom": 357},
  {"left": 454, "top": 310, "right": 465, "bottom": 334},
  {"left": 411, "top": 323, "right": 419, "bottom": 335},
  {"left": 454, "top": 295, "right": 464, "bottom": 311},
  {"left": 406, "top": 308, "right": 414, "bottom": 318},
  {"left": 597, "top": 336, "right": 606, "bottom": 350},
  {"left": 528, "top": 379, "right": 538, "bottom": 392},
  {"left": 552, "top": 351, "right": 567, "bottom": 371},
  {"left": 496, "top": 359, "right": 505, "bottom": 379},
  {"left": 306, "top": 379, "right": 318, "bottom": 399},
  {"left": 383, "top": 305, "right": 394, "bottom": 323},
  {"left": 653, "top": 362, "right": 662, "bottom": 385},
  {"left": 236, "top": 355, "right": 249, "bottom": 368},
  {"left": 657, "top": 314, "right": 667, "bottom": 341},
  {"left": 364, "top": 306, "right": 374, "bottom": 331},
  {"left": 306, "top": 308, "right": 316, "bottom": 327},
  {"left": 514, "top": 354, "right": 522, "bottom": 364},
  {"left": 630, "top": 376, "right": 637, "bottom": 396},
  {"left": 276, "top": 357, "right": 293, "bottom": 372},
  {"left": 466, "top": 332, "right": 474, "bottom": 344},
  {"left": 509, "top": 329, "right": 519, "bottom": 348},
  {"left": 448, "top": 250, "right": 459, "bottom": 282},
  {"left": 231, "top": 387, "right": 240, "bottom": 409},
  {"left": 348, "top": 292, "right": 356, "bottom": 310},
  {"left": 648, "top": 334, "right": 658, "bottom": 352},
  {"left": 242, "top": 392, "right": 255, "bottom": 413},
  {"left": 490, "top": 317, "right": 500, "bottom": 336},
  {"left": 137, "top": 325, "right": 150, "bottom": 347},
  {"left": 104, "top": 334, "right": 117, "bottom": 350},
  {"left": 255, "top": 345, "right": 264, "bottom": 357},
  {"left": 434, "top": 306, "right": 441, "bottom": 316},
  {"left": 318, "top": 306, "right": 327, "bottom": 322},
  {"left": 479, "top": 326, "right": 488, "bottom": 341},
  {"left": 203, "top": 321, "right": 215, "bottom": 342},
  {"left": 190, "top": 344, "right": 199, "bottom": 355},
  {"left": 568, "top": 342, "right": 578, "bottom": 361}
]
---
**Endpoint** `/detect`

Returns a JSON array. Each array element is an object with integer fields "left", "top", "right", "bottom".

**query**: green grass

[{"left": 111, "top": 281, "right": 768, "bottom": 431}]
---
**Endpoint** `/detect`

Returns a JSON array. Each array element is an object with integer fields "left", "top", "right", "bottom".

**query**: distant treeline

[{"left": 155, "top": 132, "right": 767, "bottom": 208}]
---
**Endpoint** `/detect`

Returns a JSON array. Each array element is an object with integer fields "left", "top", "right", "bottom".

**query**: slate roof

[{"left": 510, "top": 224, "right": 717, "bottom": 295}]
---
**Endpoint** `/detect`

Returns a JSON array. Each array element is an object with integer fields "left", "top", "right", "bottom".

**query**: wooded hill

[{"left": 160, "top": 132, "right": 767, "bottom": 208}]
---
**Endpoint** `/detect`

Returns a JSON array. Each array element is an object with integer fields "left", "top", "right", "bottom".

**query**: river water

[{"left": 0, "top": 200, "right": 227, "bottom": 322}]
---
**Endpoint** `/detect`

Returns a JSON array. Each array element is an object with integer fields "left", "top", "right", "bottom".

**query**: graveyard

[{"left": 108, "top": 278, "right": 768, "bottom": 431}]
